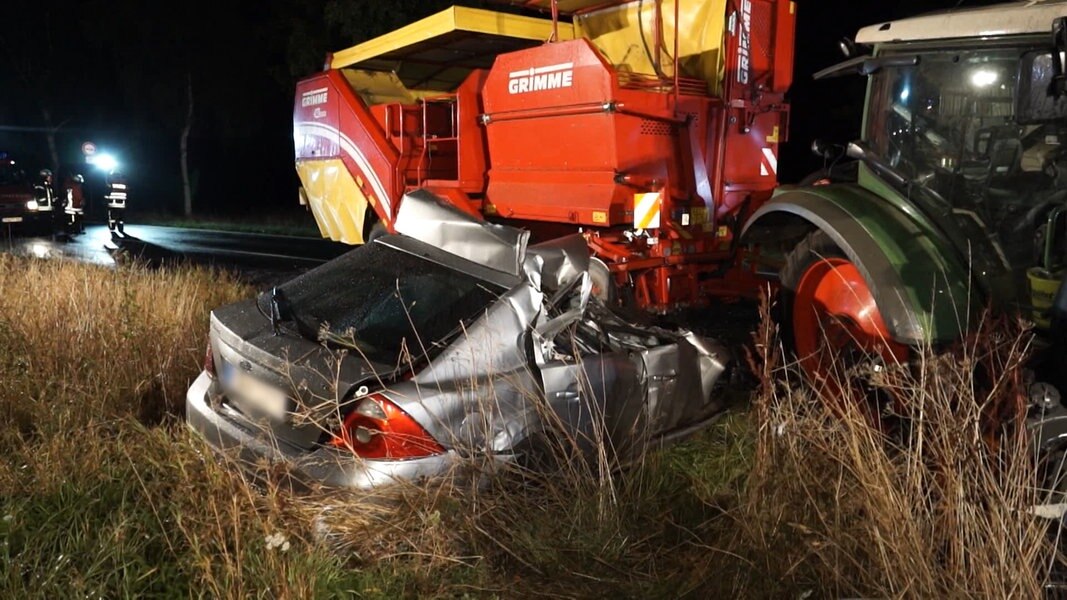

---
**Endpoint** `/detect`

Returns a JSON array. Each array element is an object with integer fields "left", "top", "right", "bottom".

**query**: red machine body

[{"left": 294, "top": 0, "right": 795, "bottom": 311}]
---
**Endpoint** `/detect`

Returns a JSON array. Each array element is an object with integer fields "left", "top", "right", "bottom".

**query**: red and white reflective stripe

[
  {"left": 295, "top": 122, "right": 391, "bottom": 217},
  {"left": 633, "top": 192, "right": 662, "bottom": 230},
  {"left": 759, "top": 147, "right": 778, "bottom": 177}
]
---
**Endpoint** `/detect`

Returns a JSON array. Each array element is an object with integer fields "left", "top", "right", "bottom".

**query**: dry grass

[
  {"left": 727, "top": 302, "right": 1064, "bottom": 597},
  {"left": 0, "top": 254, "right": 246, "bottom": 425},
  {"left": 0, "top": 255, "right": 1060, "bottom": 598}
]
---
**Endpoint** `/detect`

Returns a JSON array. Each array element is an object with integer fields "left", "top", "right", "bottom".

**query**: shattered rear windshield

[{"left": 264, "top": 242, "right": 504, "bottom": 366}]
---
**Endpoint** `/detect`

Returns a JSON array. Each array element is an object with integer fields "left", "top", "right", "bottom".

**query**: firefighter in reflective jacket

[
  {"left": 58, "top": 171, "right": 86, "bottom": 234},
  {"left": 105, "top": 171, "right": 127, "bottom": 233}
]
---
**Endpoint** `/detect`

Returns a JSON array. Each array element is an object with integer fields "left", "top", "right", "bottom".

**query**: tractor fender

[{"left": 742, "top": 184, "right": 972, "bottom": 345}]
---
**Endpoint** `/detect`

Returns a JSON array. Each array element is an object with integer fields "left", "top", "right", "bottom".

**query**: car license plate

[
  {"left": 221, "top": 362, "right": 289, "bottom": 421},
  {"left": 2, "top": 217, "right": 23, "bottom": 223}
]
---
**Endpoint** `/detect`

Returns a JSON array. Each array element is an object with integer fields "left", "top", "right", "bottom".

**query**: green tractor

[{"left": 743, "top": 2, "right": 1067, "bottom": 448}]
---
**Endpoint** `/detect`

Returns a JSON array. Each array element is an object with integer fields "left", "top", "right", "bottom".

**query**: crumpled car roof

[
  {"left": 393, "top": 189, "right": 530, "bottom": 277},
  {"left": 393, "top": 189, "right": 594, "bottom": 295}
]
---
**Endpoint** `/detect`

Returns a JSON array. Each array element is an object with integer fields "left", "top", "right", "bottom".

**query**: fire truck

[{"left": 293, "top": 0, "right": 795, "bottom": 314}]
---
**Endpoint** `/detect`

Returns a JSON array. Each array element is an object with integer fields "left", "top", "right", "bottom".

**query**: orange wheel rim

[{"left": 793, "top": 257, "right": 909, "bottom": 401}]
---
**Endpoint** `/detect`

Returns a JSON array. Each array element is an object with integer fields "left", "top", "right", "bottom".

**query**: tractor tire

[{"left": 779, "top": 230, "right": 909, "bottom": 428}]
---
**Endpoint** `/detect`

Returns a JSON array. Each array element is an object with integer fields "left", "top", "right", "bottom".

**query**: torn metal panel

[
  {"left": 526, "top": 233, "right": 591, "bottom": 293},
  {"left": 539, "top": 352, "right": 647, "bottom": 459},
  {"left": 681, "top": 332, "right": 730, "bottom": 403},
  {"left": 400, "top": 281, "right": 544, "bottom": 452},
  {"left": 532, "top": 274, "right": 593, "bottom": 365},
  {"left": 639, "top": 333, "right": 730, "bottom": 433},
  {"left": 414, "top": 282, "right": 542, "bottom": 385},
  {"left": 393, "top": 189, "right": 529, "bottom": 276}
]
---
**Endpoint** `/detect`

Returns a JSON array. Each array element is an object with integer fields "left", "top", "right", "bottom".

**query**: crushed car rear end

[
  {"left": 186, "top": 191, "right": 732, "bottom": 490},
  {"left": 187, "top": 230, "right": 520, "bottom": 489}
]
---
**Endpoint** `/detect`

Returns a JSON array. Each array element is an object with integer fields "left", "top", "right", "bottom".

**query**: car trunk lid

[{"left": 209, "top": 300, "right": 395, "bottom": 451}]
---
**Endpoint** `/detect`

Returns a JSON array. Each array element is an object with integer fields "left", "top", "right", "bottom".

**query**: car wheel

[{"left": 780, "top": 230, "right": 910, "bottom": 429}]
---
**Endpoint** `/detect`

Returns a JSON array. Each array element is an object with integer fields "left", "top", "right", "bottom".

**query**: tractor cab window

[{"left": 865, "top": 47, "right": 1067, "bottom": 275}]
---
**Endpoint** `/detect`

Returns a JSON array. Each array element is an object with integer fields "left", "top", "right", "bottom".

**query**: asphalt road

[
  {"left": 0, "top": 222, "right": 352, "bottom": 286},
  {"left": 0, "top": 221, "right": 761, "bottom": 342}
]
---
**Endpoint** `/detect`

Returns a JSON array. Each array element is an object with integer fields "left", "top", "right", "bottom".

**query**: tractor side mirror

[
  {"left": 811, "top": 139, "right": 838, "bottom": 160},
  {"left": 845, "top": 141, "right": 865, "bottom": 162},
  {"left": 839, "top": 37, "right": 857, "bottom": 59},
  {"left": 846, "top": 140, "right": 908, "bottom": 188},
  {"left": 810, "top": 138, "right": 836, "bottom": 159}
]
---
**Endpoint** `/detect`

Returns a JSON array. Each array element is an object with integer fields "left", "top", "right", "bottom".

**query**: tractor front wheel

[{"left": 780, "top": 231, "right": 909, "bottom": 423}]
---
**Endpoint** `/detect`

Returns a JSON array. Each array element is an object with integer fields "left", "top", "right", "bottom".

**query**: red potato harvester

[{"left": 292, "top": 0, "right": 795, "bottom": 312}]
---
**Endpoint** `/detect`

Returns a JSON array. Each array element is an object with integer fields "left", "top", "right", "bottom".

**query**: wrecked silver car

[{"left": 186, "top": 190, "right": 731, "bottom": 489}]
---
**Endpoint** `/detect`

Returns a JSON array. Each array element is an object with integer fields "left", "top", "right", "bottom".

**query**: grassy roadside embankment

[{"left": 0, "top": 256, "right": 1059, "bottom": 597}]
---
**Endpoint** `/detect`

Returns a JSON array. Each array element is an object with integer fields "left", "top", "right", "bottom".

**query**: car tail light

[
  {"left": 330, "top": 394, "right": 444, "bottom": 459},
  {"left": 204, "top": 341, "right": 216, "bottom": 377}
]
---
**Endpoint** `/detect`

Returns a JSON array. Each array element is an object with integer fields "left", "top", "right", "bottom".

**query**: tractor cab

[
  {"left": 857, "top": 16, "right": 1067, "bottom": 318},
  {"left": 745, "top": 2, "right": 1067, "bottom": 352}
]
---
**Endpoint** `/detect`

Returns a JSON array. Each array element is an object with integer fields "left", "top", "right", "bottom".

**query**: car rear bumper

[{"left": 185, "top": 370, "right": 460, "bottom": 490}]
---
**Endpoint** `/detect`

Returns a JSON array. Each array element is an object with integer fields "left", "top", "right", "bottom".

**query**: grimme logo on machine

[
  {"left": 508, "top": 63, "right": 574, "bottom": 94},
  {"left": 736, "top": 0, "right": 752, "bottom": 84},
  {"left": 301, "top": 88, "right": 328, "bottom": 107}
]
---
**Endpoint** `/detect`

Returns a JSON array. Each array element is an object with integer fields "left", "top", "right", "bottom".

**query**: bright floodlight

[
  {"left": 92, "top": 153, "right": 119, "bottom": 172},
  {"left": 970, "top": 69, "right": 998, "bottom": 88}
]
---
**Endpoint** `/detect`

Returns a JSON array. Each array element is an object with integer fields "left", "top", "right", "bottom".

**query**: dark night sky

[
  {"left": 782, "top": 0, "right": 1006, "bottom": 181},
  {"left": 0, "top": 0, "right": 1004, "bottom": 216}
]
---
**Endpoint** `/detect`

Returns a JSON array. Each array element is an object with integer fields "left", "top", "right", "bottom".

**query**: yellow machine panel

[
  {"left": 340, "top": 70, "right": 443, "bottom": 107},
  {"left": 328, "top": 6, "right": 578, "bottom": 100},
  {"left": 576, "top": 0, "right": 726, "bottom": 95},
  {"left": 297, "top": 159, "right": 370, "bottom": 245},
  {"left": 330, "top": 6, "right": 574, "bottom": 72}
]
